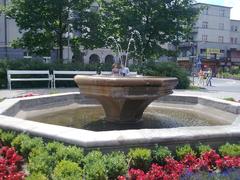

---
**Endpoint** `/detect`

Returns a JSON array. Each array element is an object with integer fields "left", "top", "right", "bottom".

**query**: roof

[{"left": 194, "top": 3, "right": 232, "bottom": 9}]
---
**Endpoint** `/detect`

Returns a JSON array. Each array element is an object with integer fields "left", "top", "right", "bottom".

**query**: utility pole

[{"left": 3, "top": 0, "right": 8, "bottom": 59}]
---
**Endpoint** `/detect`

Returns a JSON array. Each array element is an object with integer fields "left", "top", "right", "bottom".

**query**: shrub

[
  {"left": 128, "top": 148, "right": 152, "bottom": 172},
  {"left": 135, "top": 61, "right": 190, "bottom": 89},
  {"left": 53, "top": 160, "right": 82, "bottom": 180},
  {"left": 0, "top": 131, "right": 16, "bottom": 146},
  {"left": 46, "top": 141, "right": 65, "bottom": 156},
  {"left": 83, "top": 150, "right": 103, "bottom": 165},
  {"left": 55, "top": 146, "right": 84, "bottom": 166},
  {"left": 152, "top": 145, "right": 172, "bottom": 165},
  {"left": 28, "top": 148, "right": 56, "bottom": 177},
  {"left": 12, "top": 134, "right": 44, "bottom": 157},
  {"left": 219, "top": 143, "right": 240, "bottom": 157},
  {"left": 176, "top": 144, "right": 196, "bottom": 160},
  {"left": 104, "top": 152, "right": 128, "bottom": 179},
  {"left": 84, "top": 160, "right": 107, "bottom": 180},
  {"left": 224, "top": 97, "right": 236, "bottom": 102},
  {"left": 83, "top": 151, "right": 107, "bottom": 180},
  {"left": 26, "top": 172, "right": 48, "bottom": 180},
  {"left": 196, "top": 144, "right": 212, "bottom": 155}
]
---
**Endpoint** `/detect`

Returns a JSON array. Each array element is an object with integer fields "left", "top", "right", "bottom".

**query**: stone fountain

[{"left": 74, "top": 75, "right": 178, "bottom": 123}]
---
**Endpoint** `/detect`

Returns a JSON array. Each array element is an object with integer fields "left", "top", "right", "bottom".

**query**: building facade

[{"left": 178, "top": 3, "right": 240, "bottom": 74}]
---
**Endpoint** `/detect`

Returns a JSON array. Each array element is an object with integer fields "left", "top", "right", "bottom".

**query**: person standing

[
  {"left": 120, "top": 65, "right": 130, "bottom": 77},
  {"left": 206, "top": 68, "right": 213, "bottom": 86},
  {"left": 197, "top": 69, "right": 204, "bottom": 86}
]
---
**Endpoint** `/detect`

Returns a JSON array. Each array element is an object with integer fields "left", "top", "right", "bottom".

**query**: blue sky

[{"left": 196, "top": 0, "right": 240, "bottom": 20}]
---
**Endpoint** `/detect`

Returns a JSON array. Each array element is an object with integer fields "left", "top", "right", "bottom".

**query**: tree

[
  {"left": 4, "top": 0, "right": 94, "bottom": 61},
  {"left": 98, "top": 0, "right": 199, "bottom": 61}
]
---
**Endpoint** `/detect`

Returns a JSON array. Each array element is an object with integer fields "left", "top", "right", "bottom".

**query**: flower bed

[
  {"left": 1, "top": 129, "right": 240, "bottom": 180},
  {"left": 0, "top": 146, "right": 25, "bottom": 179},
  {"left": 119, "top": 150, "right": 240, "bottom": 180}
]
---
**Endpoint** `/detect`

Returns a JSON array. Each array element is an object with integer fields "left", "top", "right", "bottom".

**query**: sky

[{"left": 196, "top": 0, "right": 240, "bottom": 20}]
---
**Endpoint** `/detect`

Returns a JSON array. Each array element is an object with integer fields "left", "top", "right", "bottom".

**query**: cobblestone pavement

[{"left": 0, "top": 78, "right": 240, "bottom": 101}]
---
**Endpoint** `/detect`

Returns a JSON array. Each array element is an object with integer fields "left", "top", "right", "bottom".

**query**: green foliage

[
  {"left": 4, "top": 0, "right": 95, "bottom": 60},
  {"left": 152, "top": 145, "right": 172, "bottom": 165},
  {"left": 53, "top": 160, "right": 82, "bottom": 180},
  {"left": 98, "top": 0, "right": 199, "bottom": 60},
  {"left": 219, "top": 143, "right": 240, "bottom": 157},
  {"left": 28, "top": 148, "right": 57, "bottom": 177},
  {"left": 128, "top": 148, "right": 152, "bottom": 172},
  {"left": 83, "top": 151, "right": 107, "bottom": 180},
  {"left": 223, "top": 97, "right": 236, "bottom": 102},
  {"left": 218, "top": 72, "right": 240, "bottom": 80},
  {"left": 26, "top": 172, "right": 48, "bottom": 180},
  {"left": 104, "top": 151, "right": 128, "bottom": 179},
  {"left": 12, "top": 134, "right": 44, "bottom": 157},
  {"left": 83, "top": 150, "right": 103, "bottom": 165},
  {"left": 46, "top": 141, "right": 65, "bottom": 155},
  {"left": 0, "top": 131, "right": 16, "bottom": 146},
  {"left": 134, "top": 61, "right": 190, "bottom": 89},
  {"left": 176, "top": 144, "right": 196, "bottom": 160},
  {"left": 55, "top": 146, "right": 84, "bottom": 166},
  {"left": 196, "top": 144, "right": 212, "bottom": 155}
]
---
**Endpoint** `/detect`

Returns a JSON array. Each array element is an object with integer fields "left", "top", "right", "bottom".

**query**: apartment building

[
  {"left": 178, "top": 3, "right": 240, "bottom": 74},
  {"left": 0, "top": 0, "right": 24, "bottom": 59}
]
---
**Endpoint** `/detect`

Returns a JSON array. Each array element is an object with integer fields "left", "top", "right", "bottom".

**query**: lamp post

[{"left": 190, "top": 42, "right": 196, "bottom": 85}]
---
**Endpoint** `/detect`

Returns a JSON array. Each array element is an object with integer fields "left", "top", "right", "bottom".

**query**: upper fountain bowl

[{"left": 74, "top": 75, "right": 178, "bottom": 123}]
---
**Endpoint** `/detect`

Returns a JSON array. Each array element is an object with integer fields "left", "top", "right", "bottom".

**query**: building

[
  {"left": 178, "top": 3, "right": 240, "bottom": 74},
  {"left": 0, "top": 0, "right": 24, "bottom": 59}
]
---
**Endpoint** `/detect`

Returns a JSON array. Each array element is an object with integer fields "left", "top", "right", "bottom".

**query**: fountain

[
  {"left": 74, "top": 75, "right": 178, "bottom": 123},
  {"left": 74, "top": 31, "right": 178, "bottom": 123},
  {"left": 0, "top": 30, "right": 239, "bottom": 150},
  {"left": 106, "top": 30, "right": 143, "bottom": 66}
]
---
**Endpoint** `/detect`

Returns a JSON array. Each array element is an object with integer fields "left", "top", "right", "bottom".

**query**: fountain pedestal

[{"left": 74, "top": 75, "right": 178, "bottom": 123}]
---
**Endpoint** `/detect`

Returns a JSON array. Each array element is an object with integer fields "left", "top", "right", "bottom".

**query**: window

[
  {"left": 202, "top": 35, "right": 208, "bottom": 41},
  {"left": 231, "top": 37, "right": 234, "bottom": 44},
  {"left": 235, "top": 38, "right": 238, "bottom": 44},
  {"left": 231, "top": 26, "right": 234, "bottom": 31},
  {"left": 200, "top": 49, "right": 206, "bottom": 54},
  {"left": 218, "top": 36, "right": 224, "bottom": 43},
  {"left": 235, "top": 26, "right": 238, "bottom": 32},
  {"left": 219, "top": 9, "right": 225, "bottom": 17},
  {"left": 219, "top": 23, "right": 224, "bottom": 30},
  {"left": 202, "top": 21, "right": 208, "bottom": 29}
]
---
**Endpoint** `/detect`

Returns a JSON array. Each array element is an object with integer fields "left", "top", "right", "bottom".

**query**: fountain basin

[
  {"left": 0, "top": 93, "right": 240, "bottom": 150},
  {"left": 74, "top": 75, "right": 178, "bottom": 123}
]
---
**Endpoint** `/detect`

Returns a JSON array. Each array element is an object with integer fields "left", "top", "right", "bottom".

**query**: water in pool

[{"left": 28, "top": 105, "right": 229, "bottom": 131}]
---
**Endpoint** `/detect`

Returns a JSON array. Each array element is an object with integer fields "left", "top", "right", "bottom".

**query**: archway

[
  {"left": 105, "top": 55, "right": 115, "bottom": 65},
  {"left": 89, "top": 54, "right": 100, "bottom": 64}
]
